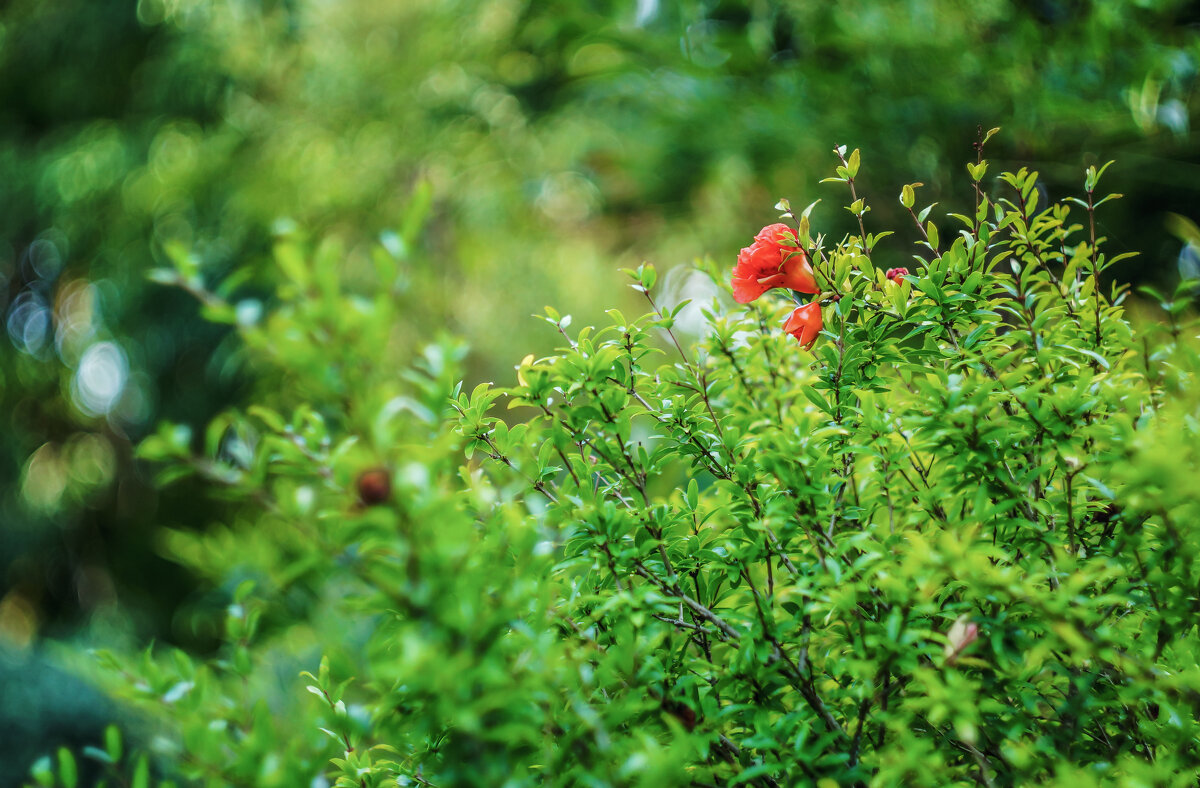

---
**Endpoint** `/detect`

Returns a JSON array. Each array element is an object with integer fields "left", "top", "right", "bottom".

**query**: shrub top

[{"left": 34, "top": 144, "right": 1200, "bottom": 788}]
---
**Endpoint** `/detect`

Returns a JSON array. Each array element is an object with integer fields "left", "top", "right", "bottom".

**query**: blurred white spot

[
  {"left": 379, "top": 230, "right": 406, "bottom": 260},
  {"left": 348, "top": 704, "right": 371, "bottom": 727},
  {"left": 7, "top": 291, "right": 51, "bottom": 355},
  {"left": 161, "top": 680, "right": 194, "bottom": 704},
  {"left": 1180, "top": 243, "right": 1200, "bottom": 281},
  {"left": 535, "top": 172, "right": 600, "bottom": 224},
  {"left": 272, "top": 217, "right": 300, "bottom": 237},
  {"left": 635, "top": 0, "right": 659, "bottom": 26},
  {"left": 73, "top": 341, "right": 129, "bottom": 417},
  {"left": 401, "top": 461, "right": 430, "bottom": 491},
  {"left": 295, "top": 485, "right": 315, "bottom": 513},
  {"left": 235, "top": 299, "right": 263, "bottom": 326},
  {"left": 1158, "top": 99, "right": 1189, "bottom": 136},
  {"left": 27, "top": 238, "right": 64, "bottom": 282},
  {"left": 658, "top": 267, "right": 720, "bottom": 337}
]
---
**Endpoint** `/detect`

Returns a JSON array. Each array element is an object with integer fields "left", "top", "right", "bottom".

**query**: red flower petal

[
  {"left": 754, "top": 223, "right": 796, "bottom": 248},
  {"left": 781, "top": 248, "right": 818, "bottom": 294}
]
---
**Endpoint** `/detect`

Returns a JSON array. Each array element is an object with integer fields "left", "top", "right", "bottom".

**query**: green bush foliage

[{"left": 28, "top": 144, "right": 1200, "bottom": 787}]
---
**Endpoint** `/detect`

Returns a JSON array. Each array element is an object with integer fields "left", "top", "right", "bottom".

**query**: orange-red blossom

[
  {"left": 731, "top": 223, "right": 819, "bottom": 304},
  {"left": 783, "top": 302, "right": 822, "bottom": 349}
]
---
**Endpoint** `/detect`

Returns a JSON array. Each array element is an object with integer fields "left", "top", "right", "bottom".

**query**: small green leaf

[
  {"left": 105, "top": 725, "right": 123, "bottom": 762},
  {"left": 58, "top": 748, "right": 77, "bottom": 788},
  {"left": 132, "top": 755, "right": 150, "bottom": 788},
  {"left": 641, "top": 263, "right": 657, "bottom": 291}
]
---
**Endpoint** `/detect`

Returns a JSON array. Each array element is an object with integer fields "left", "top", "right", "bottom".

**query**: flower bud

[
  {"left": 944, "top": 615, "right": 979, "bottom": 665},
  {"left": 356, "top": 468, "right": 391, "bottom": 507},
  {"left": 783, "top": 302, "right": 822, "bottom": 349}
]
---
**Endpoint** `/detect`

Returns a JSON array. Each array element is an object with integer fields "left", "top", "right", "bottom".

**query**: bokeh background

[{"left": 2, "top": 0, "right": 1199, "bottom": 756}]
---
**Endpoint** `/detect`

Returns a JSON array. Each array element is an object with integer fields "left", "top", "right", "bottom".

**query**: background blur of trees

[{"left": 2, "top": 0, "right": 1199, "bottom": 653}]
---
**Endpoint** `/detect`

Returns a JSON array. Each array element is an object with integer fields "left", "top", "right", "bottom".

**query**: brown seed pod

[{"left": 356, "top": 468, "right": 391, "bottom": 507}]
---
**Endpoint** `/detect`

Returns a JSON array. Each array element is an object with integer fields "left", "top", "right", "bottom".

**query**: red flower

[
  {"left": 886, "top": 267, "right": 909, "bottom": 283},
  {"left": 731, "top": 223, "right": 818, "bottom": 304},
  {"left": 783, "top": 302, "right": 823, "bottom": 348}
]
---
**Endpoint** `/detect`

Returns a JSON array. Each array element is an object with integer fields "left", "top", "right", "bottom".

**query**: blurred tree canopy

[{"left": 2, "top": 0, "right": 1199, "bottom": 649}]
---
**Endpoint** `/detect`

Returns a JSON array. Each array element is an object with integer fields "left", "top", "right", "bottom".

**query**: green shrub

[{"left": 30, "top": 141, "right": 1200, "bottom": 787}]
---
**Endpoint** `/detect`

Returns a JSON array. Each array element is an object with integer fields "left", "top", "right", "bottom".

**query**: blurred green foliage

[{"left": 3, "top": 0, "right": 1200, "bottom": 777}]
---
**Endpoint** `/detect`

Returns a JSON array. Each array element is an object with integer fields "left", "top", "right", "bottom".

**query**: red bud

[{"left": 356, "top": 468, "right": 391, "bottom": 507}]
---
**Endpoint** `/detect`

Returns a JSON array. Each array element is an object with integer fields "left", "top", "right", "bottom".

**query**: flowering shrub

[{"left": 28, "top": 141, "right": 1200, "bottom": 787}]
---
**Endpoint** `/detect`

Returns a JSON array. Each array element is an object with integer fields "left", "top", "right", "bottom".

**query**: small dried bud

[
  {"left": 356, "top": 468, "right": 391, "bottom": 507},
  {"left": 886, "top": 267, "right": 910, "bottom": 283}
]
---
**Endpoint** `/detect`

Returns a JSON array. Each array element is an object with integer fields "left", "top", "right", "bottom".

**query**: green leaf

[
  {"left": 641, "top": 263, "right": 657, "bottom": 291},
  {"left": 732, "top": 763, "right": 781, "bottom": 784},
  {"left": 57, "top": 748, "right": 77, "bottom": 788},
  {"left": 401, "top": 178, "right": 433, "bottom": 244},
  {"left": 274, "top": 241, "right": 310, "bottom": 287},
  {"left": 132, "top": 755, "right": 150, "bottom": 788},
  {"left": 802, "top": 386, "right": 831, "bottom": 413},
  {"left": 105, "top": 725, "right": 123, "bottom": 762}
]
